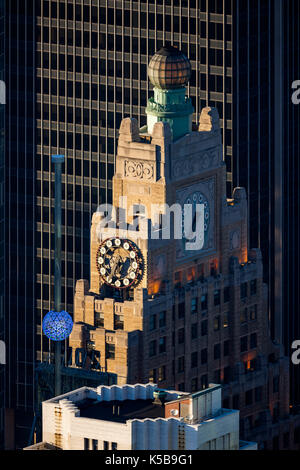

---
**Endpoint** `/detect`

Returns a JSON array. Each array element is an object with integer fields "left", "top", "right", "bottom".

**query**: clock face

[
  {"left": 96, "top": 238, "right": 144, "bottom": 289},
  {"left": 182, "top": 191, "right": 210, "bottom": 250}
]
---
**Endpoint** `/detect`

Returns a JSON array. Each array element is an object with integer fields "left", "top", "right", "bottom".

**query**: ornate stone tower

[{"left": 69, "top": 47, "right": 294, "bottom": 448}]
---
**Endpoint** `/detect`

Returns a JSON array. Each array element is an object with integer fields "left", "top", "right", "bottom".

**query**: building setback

[
  {"left": 68, "top": 47, "right": 300, "bottom": 450},
  {"left": 25, "top": 383, "right": 257, "bottom": 450}
]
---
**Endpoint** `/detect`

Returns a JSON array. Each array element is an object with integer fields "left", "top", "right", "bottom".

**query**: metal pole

[{"left": 52, "top": 155, "right": 64, "bottom": 397}]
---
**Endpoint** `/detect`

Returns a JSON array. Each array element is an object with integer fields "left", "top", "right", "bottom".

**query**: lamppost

[{"left": 42, "top": 155, "right": 73, "bottom": 397}]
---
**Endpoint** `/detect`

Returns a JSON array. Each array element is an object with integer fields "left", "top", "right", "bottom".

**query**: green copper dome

[
  {"left": 148, "top": 45, "right": 191, "bottom": 90},
  {"left": 146, "top": 45, "right": 194, "bottom": 141}
]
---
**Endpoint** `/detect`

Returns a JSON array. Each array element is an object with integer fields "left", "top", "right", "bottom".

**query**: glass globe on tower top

[{"left": 148, "top": 45, "right": 191, "bottom": 90}]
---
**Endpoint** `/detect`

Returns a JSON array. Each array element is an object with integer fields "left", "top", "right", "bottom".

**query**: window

[
  {"left": 201, "top": 374, "right": 208, "bottom": 390},
  {"left": 59, "top": 3, "right": 65, "bottom": 19},
  {"left": 191, "top": 298, "right": 198, "bottom": 314},
  {"left": 249, "top": 305, "right": 257, "bottom": 321},
  {"left": 250, "top": 280, "right": 257, "bottom": 295},
  {"left": 201, "top": 348, "right": 208, "bottom": 365},
  {"left": 114, "top": 315, "right": 124, "bottom": 330},
  {"left": 233, "top": 395, "right": 239, "bottom": 409},
  {"left": 159, "top": 311, "right": 166, "bottom": 328},
  {"left": 84, "top": 438, "right": 89, "bottom": 450},
  {"left": 191, "top": 351, "right": 198, "bottom": 368},
  {"left": 51, "top": 2, "right": 57, "bottom": 18},
  {"left": 111, "top": 442, "right": 118, "bottom": 450},
  {"left": 201, "top": 294, "right": 208, "bottom": 310},
  {"left": 224, "top": 340, "right": 230, "bottom": 357},
  {"left": 191, "top": 378, "right": 198, "bottom": 392},
  {"left": 75, "top": 4, "right": 81, "bottom": 21},
  {"left": 95, "top": 312, "right": 104, "bottom": 328},
  {"left": 224, "top": 287, "right": 230, "bottom": 303},
  {"left": 149, "top": 369, "right": 156, "bottom": 382},
  {"left": 159, "top": 337, "right": 166, "bottom": 354},
  {"left": 197, "top": 263, "right": 204, "bottom": 279},
  {"left": 224, "top": 367, "right": 231, "bottom": 384},
  {"left": 214, "top": 344, "right": 221, "bottom": 360},
  {"left": 223, "top": 312, "right": 229, "bottom": 328},
  {"left": 255, "top": 387, "right": 262, "bottom": 402},
  {"left": 149, "top": 314, "right": 156, "bottom": 331},
  {"left": 241, "top": 336, "right": 248, "bottom": 352},
  {"left": 214, "top": 289, "right": 221, "bottom": 306},
  {"left": 174, "top": 271, "right": 182, "bottom": 287},
  {"left": 191, "top": 323, "right": 198, "bottom": 340},
  {"left": 250, "top": 333, "right": 257, "bottom": 349},
  {"left": 92, "top": 440, "right": 98, "bottom": 450},
  {"left": 178, "top": 302, "right": 185, "bottom": 318},
  {"left": 103, "top": 441, "right": 109, "bottom": 450},
  {"left": 201, "top": 320, "right": 208, "bottom": 336},
  {"left": 187, "top": 267, "right": 196, "bottom": 282},
  {"left": 106, "top": 343, "right": 115, "bottom": 359},
  {"left": 273, "top": 376, "right": 279, "bottom": 393},
  {"left": 245, "top": 390, "right": 253, "bottom": 406},
  {"left": 214, "top": 316, "right": 220, "bottom": 331},
  {"left": 210, "top": 260, "right": 217, "bottom": 276},
  {"left": 178, "top": 356, "right": 185, "bottom": 373},
  {"left": 214, "top": 370, "right": 221, "bottom": 383},
  {"left": 178, "top": 328, "right": 185, "bottom": 344},
  {"left": 245, "top": 358, "right": 257, "bottom": 373},
  {"left": 240, "top": 308, "right": 247, "bottom": 324},
  {"left": 158, "top": 366, "right": 166, "bottom": 381},
  {"left": 67, "top": 81, "right": 73, "bottom": 97},
  {"left": 241, "top": 282, "right": 248, "bottom": 299},
  {"left": 149, "top": 340, "right": 156, "bottom": 357}
]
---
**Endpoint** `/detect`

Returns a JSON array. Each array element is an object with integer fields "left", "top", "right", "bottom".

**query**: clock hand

[{"left": 110, "top": 255, "right": 121, "bottom": 276}]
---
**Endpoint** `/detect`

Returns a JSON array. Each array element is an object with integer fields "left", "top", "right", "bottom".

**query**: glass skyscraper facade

[
  {"left": 4, "top": 0, "right": 36, "bottom": 448},
  {"left": 2, "top": 0, "right": 300, "bottom": 448},
  {"left": 281, "top": 0, "right": 300, "bottom": 406},
  {"left": 0, "top": 0, "right": 5, "bottom": 450}
]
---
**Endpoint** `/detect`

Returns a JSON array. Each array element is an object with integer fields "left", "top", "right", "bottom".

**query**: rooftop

[{"left": 78, "top": 398, "right": 166, "bottom": 423}]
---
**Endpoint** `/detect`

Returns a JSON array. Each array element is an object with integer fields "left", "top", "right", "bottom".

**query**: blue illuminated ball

[{"left": 42, "top": 311, "right": 73, "bottom": 341}]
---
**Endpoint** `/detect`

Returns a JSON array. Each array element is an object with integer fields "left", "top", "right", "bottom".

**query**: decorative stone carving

[
  {"left": 172, "top": 148, "right": 221, "bottom": 180},
  {"left": 124, "top": 160, "right": 154, "bottom": 180},
  {"left": 147, "top": 96, "right": 193, "bottom": 114}
]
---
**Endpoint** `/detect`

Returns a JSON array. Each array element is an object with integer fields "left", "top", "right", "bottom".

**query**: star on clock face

[{"left": 96, "top": 238, "right": 144, "bottom": 289}]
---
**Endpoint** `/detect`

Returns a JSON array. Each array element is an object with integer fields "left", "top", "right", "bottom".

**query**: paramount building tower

[{"left": 68, "top": 47, "right": 300, "bottom": 450}]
